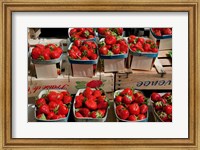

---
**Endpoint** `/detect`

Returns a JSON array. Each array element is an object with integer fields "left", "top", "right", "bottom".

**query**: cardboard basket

[
  {"left": 73, "top": 89, "right": 109, "bottom": 122},
  {"left": 149, "top": 92, "right": 171, "bottom": 122},
  {"left": 31, "top": 54, "right": 63, "bottom": 78},
  {"left": 99, "top": 38, "right": 129, "bottom": 72},
  {"left": 113, "top": 89, "right": 149, "bottom": 122},
  {"left": 67, "top": 41, "right": 99, "bottom": 77},
  {"left": 129, "top": 51, "right": 158, "bottom": 71},
  {"left": 149, "top": 28, "right": 172, "bottom": 50},
  {"left": 35, "top": 89, "right": 71, "bottom": 122}
]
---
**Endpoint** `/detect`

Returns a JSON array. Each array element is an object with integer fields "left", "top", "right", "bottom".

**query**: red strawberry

[
  {"left": 31, "top": 47, "right": 42, "bottom": 59},
  {"left": 151, "top": 92, "right": 161, "bottom": 101},
  {"left": 75, "top": 111, "right": 83, "bottom": 118},
  {"left": 116, "top": 105, "right": 125, "bottom": 116},
  {"left": 135, "top": 95, "right": 145, "bottom": 104},
  {"left": 35, "top": 98, "right": 46, "bottom": 108},
  {"left": 115, "top": 95, "right": 123, "bottom": 103},
  {"left": 39, "top": 104, "right": 50, "bottom": 115},
  {"left": 90, "top": 110, "right": 103, "bottom": 118},
  {"left": 118, "top": 109, "right": 129, "bottom": 120},
  {"left": 105, "top": 35, "right": 117, "bottom": 45},
  {"left": 83, "top": 87, "right": 93, "bottom": 98},
  {"left": 36, "top": 113, "right": 46, "bottom": 120},
  {"left": 159, "top": 111, "right": 168, "bottom": 121},
  {"left": 97, "top": 101, "right": 108, "bottom": 109},
  {"left": 58, "top": 105, "right": 69, "bottom": 115},
  {"left": 164, "top": 105, "right": 172, "bottom": 115},
  {"left": 63, "top": 95, "right": 72, "bottom": 104},
  {"left": 48, "top": 101, "right": 58, "bottom": 111},
  {"left": 47, "top": 112, "right": 55, "bottom": 120},
  {"left": 79, "top": 108, "right": 90, "bottom": 117},
  {"left": 140, "top": 104, "right": 148, "bottom": 114},
  {"left": 75, "top": 95, "right": 84, "bottom": 108},
  {"left": 98, "top": 109, "right": 106, "bottom": 117},
  {"left": 93, "top": 90, "right": 102, "bottom": 98},
  {"left": 137, "top": 114, "right": 146, "bottom": 120},
  {"left": 112, "top": 44, "right": 120, "bottom": 54},
  {"left": 85, "top": 99, "right": 97, "bottom": 110},
  {"left": 143, "top": 43, "right": 151, "bottom": 52},
  {"left": 122, "top": 95, "right": 132, "bottom": 104},
  {"left": 154, "top": 101, "right": 163, "bottom": 110},
  {"left": 128, "top": 103, "right": 140, "bottom": 115},
  {"left": 128, "top": 115, "right": 137, "bottom": 121}
]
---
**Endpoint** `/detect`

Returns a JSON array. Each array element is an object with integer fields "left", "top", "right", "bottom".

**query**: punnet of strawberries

[
  {"left": 68, "top": 40, "right": 98, "bottom": 61},
  {"left": 128, "top": 35, "right": 158, "bottom": 53},
  {"left": 35, "top": 90, "right": 72, "bottom": 121},
  {"left": 114, "top": 88, "right": 148, "bottom": 121},
  {"left": 97, "top": 28, "right": 123, "bottom": 36},
  {"left": 31, "top": 44, "right": 63, "bottom": 60},
  {"left": 74, "top": 87, "right": 109, "bottom": 119},
  {"left": 69, "top": 28, "right": 96, "bottom": 41},
  {"left": 98, "top": 37, "right": 128, "bottom": 56},
  {"left": 152, "top": 28, "right": 172, "bottom": 36},
  {"left": 150, "top": 92, "right": 172, "bottom": 122}
]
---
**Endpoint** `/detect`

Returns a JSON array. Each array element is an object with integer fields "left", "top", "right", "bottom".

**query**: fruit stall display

[
  {"left": 28, "top": 27, "right": 172, "bottom": 122},
  {"left": 128, "top": 35, "right": 158, "bottom": 70},
  {"left": 114, "top": 88, "right": 148, "bottom": 122},
  {"left": 73, "top": 87, "right": 109, "bottom": 122},
  {"left": 35, "top": 89, "right": 72, "bottom": 122},
  {"left": 31, "top": 43, "right": 63, "bottom": 78},
  {"left": 149, "top": 28, "right": 172, "bottom": 50},
  {"left": 150, "top": 92, "right": 172, "bottom": 122},
  {"left": 67, "top": 40, "right": 98, "bottom": 77},
  {"left": 98, "top": 36, "right": 129, "bottom": 72}
]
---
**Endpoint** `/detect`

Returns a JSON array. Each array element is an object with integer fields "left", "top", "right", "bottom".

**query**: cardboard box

[
  {"left": 149, "top": 29, "right": 172, "bottom": 50},
  {"left": 104, "top": 59, "right": 125, "bottom": 72},
  {"left": 28, "top": 72, "right": 114, "bottom": 97}
]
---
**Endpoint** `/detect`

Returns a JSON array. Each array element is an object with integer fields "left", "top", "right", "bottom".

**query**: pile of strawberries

[
  {"left": 68, "top": 40, "right": 98, "bottom": 60},
  {"left": 98, "top": 36, "right": 128, "bottom": 55},
  {"left": 69, "top": 28, "right": 95, "bottom": 41},
  {"left": 74, "top": 87, "right": 109, "bottom": 119},
  {"left": 151, "top": 92, "right": 172, "bottom": 122},
  {"left": 114, "top": 88, "right": 148, "bottom": 121},
  {"left": 35, "top": 90, "right": 72, "bottom": 121},
  {"left": 128, "top": 35, "right": 158, "bottom": 53},
  {"left": 97, "top": 28, "right": 123, "bottom": 36},
  {"left": 152, "top": 28, "right": 172, "bottom": 36},
  {"left": 31, "top": 44, "right": 63, "bottom": 60}
]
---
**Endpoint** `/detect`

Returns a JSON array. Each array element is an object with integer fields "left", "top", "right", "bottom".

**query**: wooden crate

[
  {"left": 115, "top": 49, "right": 172, "bottom": 90},
  {"left": 28, "top": 72, "right": 114, "bottom": 97}
]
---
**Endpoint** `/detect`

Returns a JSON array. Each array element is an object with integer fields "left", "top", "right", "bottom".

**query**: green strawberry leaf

[
  {"left": 38, "top": 113, "right": 47, "bottom": 120},
  {"left": 107, "top": 51, "right": 113, "bottom": 56}
]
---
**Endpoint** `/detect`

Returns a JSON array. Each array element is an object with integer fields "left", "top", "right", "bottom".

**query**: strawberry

[
  {"left": 63, "top": 95, "right": 72, "bottom": 104},
  {"left": 35, "top": 98, "right": 46, "bottom": 108},
  {"left": 83, "top": 87, "right": 93, "bottom": 98},
  {"left": 118, "top": 109, "right": 129, "bottom": 120},
  {"left": 154, "top": 101, "right": 163, "bottom": 110},
  {"left": 37, "top": 113, "right": 47, "bottom": 120},
  {"left": 79, "top": 108, "right": 90, "bottom": 117},
  {"left": 128, "top": 115, "right": 137, "bottom": 121},
  {"left": 75, "top": 111, "right": 83, "bottom": 118},
  {"left": 135, "top": 95, "right": 145, "bottom": 104},
  {"left": 122, "top": 95, "right": 132, "bottom": 104},
  {"left": 105, "top": 35, "right": 117, "bottom": 45},
  {"left": 159, "top": 111, "right": 168, "bottom": 121},
  {"left": 97, "top": 101, "right": 108, "bottom": 109},
  {"left": 93, "top": 90, "right": 102, "bottom": 98},
  {"left": 75, "top": 95, "right": 84, "bottom": 108},
  {"left": 31, "top": 47, "right": 42, "bottom": 59},
  {"left": 90, "top": 110, "right": 103, "bottom": 118},
  {"left": 85, "top": 99, "right": 97, "bottom": 110}
]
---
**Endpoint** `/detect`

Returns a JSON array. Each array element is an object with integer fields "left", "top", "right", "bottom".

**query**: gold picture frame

[{"left": 0, "top": 0, "right": 199, "bottom": 149}]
